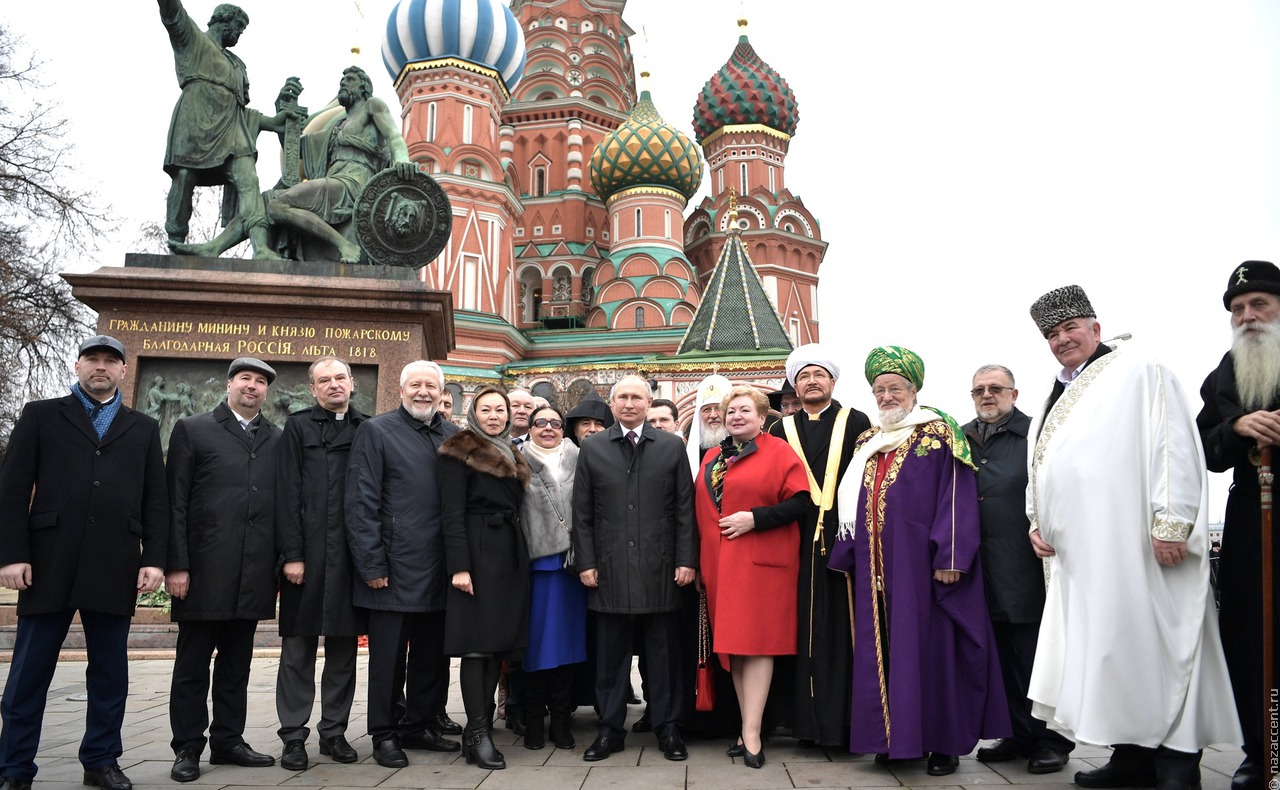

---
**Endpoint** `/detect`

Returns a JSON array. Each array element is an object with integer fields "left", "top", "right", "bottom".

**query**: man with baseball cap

[
  {"left": 1026, "top": 285, "right": 1238, "bottom": 790},
  {"left": 166, "top": 358, "right": 282, "bottom": 782},
  {"left": 0, "top": 335, "right": 168, "bottom": 790},
  {"left": 1197, "top": 260, "right": 1280, "bottom": 790}
]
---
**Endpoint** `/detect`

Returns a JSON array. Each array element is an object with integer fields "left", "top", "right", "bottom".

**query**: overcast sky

[{"left": 6, "top": 0, "right": 1280, "bottom": 519}]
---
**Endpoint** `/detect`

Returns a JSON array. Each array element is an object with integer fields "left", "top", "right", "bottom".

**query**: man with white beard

[
  {"left": 1026, "top": 285, "right": 1238, "bottom": 790},
  {"left": 686, "top": 375, "right": 731, "bottom": 477},
  {"left": 1197, "top": 260, "right": 1280, "bottom": 790}
]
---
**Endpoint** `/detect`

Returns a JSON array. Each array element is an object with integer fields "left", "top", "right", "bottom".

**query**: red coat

[{"left": 695, "top": 432, "right": 809, "bottom": 662}]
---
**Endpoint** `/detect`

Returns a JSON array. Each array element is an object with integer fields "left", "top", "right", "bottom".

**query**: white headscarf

[
  {"left": 686, "top": 374, "right": 732, "bottom": 478},
  {"left": 786, "top": 343, "right": 841, "bottom": 386}
]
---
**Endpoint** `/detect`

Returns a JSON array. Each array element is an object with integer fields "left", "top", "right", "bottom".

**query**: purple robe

[{"left": 828, "top": 420, "right": 1010, "bottom": 757}]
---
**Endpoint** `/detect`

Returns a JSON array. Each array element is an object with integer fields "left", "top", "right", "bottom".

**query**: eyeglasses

[
  {"left": 970, "top": 386, "right": 1010, "bottom": 397},
  {"left": 532, "top": 418, "right": 563, "bottom": 429},
  {"left": 871, "top": 386, "right": 910, "bottom": 398}
]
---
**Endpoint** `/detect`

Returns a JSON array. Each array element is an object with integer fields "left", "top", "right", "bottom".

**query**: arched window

[
  {"left": 426, "top": 102, "right": 437, "bottom": 142},
  {"left": 634, "top": 306, "right": 645, "bottom": 328},
  {"left": 533, "top": 166, "right": 547, "bottom": 197},
  {"left": 739, "top": 162, "right": 748, "bottom": 193},
  {"left": 463, "top": 105, "right": 473, "bottom": 145},
  {"left": 664, "top": 209, "right": 671, "bottom": 237},
  {"left": 634, "top": 208, "right": 642, "bottom": 237}
]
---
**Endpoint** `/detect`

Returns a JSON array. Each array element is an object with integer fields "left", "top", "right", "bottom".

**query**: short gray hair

[
  {"left": 972, "top": 364, "right": 1015, "bottom": 387},
  {"left": 609, "top": 374, "right": 651, "bottom": 402},
  {"left": 308, "top": 357, "right": 352, "bottom": 382},
  {"left": 400, "top": 360, "right": 444, "bottom": 388}
]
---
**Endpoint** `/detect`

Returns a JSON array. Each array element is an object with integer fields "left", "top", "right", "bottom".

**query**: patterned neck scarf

[
  {"left": 709, "top": 435, "right": 755, "bottom": 511},
  {"left": 70, "top": 384, "right": 121, "bottom": 441}
]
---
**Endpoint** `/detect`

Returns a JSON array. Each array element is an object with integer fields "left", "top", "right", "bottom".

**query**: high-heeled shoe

[
  {"left": 743, "top": 744, "right": 766, "bottom": 769},
  {"left": 726, "top": 736, "right": 744, "bottom": 757}
]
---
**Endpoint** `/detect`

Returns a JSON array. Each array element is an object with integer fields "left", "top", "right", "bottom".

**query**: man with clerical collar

[
  {"left": 274, "top": 358, "right": 370, "bottom": 770},
  {"left": 962, "top": 365, "right": 1075, "bottom": 774},
  {"left": 0, "top": 335, "right": 167, "bottom": 790},
  {"left": 1026, "top": 285, "right": 1239, "bottom": 790},
  {"left": 766, "top": 343, "right": 871, "bottom": 748},
  {"left": 167, "top": 358, "right": 283, "bottom": 782},
  {"left": 829, "top": 346, "right": 1008, "bottom": 776},
  {"left": 1197, "top": 260, "right": 1280, "bottom": 790}
]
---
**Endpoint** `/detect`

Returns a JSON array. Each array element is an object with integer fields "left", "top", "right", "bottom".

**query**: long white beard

[
  {"left": 1232, "top": 320, "right": 1280, "bottom": 410},
  {"left": 879, "top": 405, "right": 909, "bottom": 427},
  {"left": 701, "top": 425, "right": 728, "bottom": 450}
]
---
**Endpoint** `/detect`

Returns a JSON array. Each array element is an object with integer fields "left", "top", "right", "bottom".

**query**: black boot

[
  {"left": 549, "top": 712, "right": 575, "bottom": 749},
  {"left": 1155, "top": 747, "right": 1202, "bottom": 790},
  {"left": 460, "top": 657, "right": 506, "bottom": 769},
  {"left": 524, "top": 708, "right": 545, "bottom": 750},
  {"left": 463, "top": 718, "right": 506, "bottom": 769}
]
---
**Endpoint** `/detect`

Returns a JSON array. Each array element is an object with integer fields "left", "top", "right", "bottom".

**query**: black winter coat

[
  {"left": 345, "top": 407, "right": 458, "bottom": 612},
  {"left": 571, "top": 424, "right": 697, "bottom": 614},
  {"left": 167, "top": 402, "right": 281, "bottom": 621},
  {"left": 275, "top": 404, "right": 369, "bottom": 637},
  {"left": 439, "top": 430, "right": 531, "bottom": 656},
  {"left": 962, "top": 408, "right": 1045, "bottom": 623},
  {"left": 0, "top": 395, "right": 169, "bottom": 617}
]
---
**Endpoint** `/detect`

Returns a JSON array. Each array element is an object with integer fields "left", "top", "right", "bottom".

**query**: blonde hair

[{"left": 721, "top": 384, "right": 769, "bottom": 416}]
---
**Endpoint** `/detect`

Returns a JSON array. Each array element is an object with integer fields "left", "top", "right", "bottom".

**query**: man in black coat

[
  {"left": 345, "top": 360, "right": 460, "bottom": 768},
  {"left": 0, "top": 335, "right": 167, "bottom": 790},
  {"left": 572, "top": 374, "right": 697, "bottom": 762},
  {"left": 768, "top": 344, "right": 871, "bottom": 747},
  {"left": 962, "top": 364, "right": 1074, "bottom": 774},
  {"left": 166, "top": 358, "right": 282, "bottom": 782},
  {"left": 274, "top": 358, "right": 369, "bottom": 770},
  {"left": 1197, "top": 260, "right": 1280, "bottom": 790}
]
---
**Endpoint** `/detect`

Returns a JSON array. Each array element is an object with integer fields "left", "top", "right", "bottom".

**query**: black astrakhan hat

[
  {"left": 1030, "top": 285, "right": 1096, "bottom": 337},
  {"left": 1222, "top": 261, "right": 1280, "bottom": 310}
]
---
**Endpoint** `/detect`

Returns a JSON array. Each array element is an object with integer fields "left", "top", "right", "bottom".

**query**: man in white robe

[{"left": 1026, "top": 285, "right": 1240, "bottom": 790}]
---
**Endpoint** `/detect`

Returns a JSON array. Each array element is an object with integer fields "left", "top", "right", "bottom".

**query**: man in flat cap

[
  {"left": 828, "top": 346, "right": 1008, "bottom": 776},
  {"left": 1197, "top": 260, "right": 1280, "bottom": 790},
  {"left": 1026, "top": 286, "right": 1238, "bottom": 790},
  {"left": 166, "top": 358, "right": 283, "bottom": 782},
  {"left": 767, "top": 344, "right": 870, "bottom": 748},
  {"left": 0, "top": 336, "right": 167, "bottom": 790}
]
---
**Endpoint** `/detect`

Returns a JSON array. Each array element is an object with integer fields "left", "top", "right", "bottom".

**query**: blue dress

[{"left": 524, "top": 553, "right": 588, "bottom": 672}]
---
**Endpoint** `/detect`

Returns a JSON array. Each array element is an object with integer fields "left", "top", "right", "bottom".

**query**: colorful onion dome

[
  {"left": 381, "top": 0, "right": 527, "bottom": 90},
  {"left": 589, "top": 87, "right": 704, "bottom": 202},
  {"left": 692, "top": 21, "right": 798, "bottom": 143}
]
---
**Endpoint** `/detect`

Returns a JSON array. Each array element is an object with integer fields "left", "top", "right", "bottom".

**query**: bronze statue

[{"left": 158, "top": 0, "right": 296, "bottom": 260}]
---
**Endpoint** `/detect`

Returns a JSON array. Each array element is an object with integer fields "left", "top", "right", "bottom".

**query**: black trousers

[
  {"left": 275, "top": 635, "right": 358, "bottom": 742},
  {"left": 169, "top": 619, "right": 259, "bottom": 753},
  {"left": 991, "top": 621, "right": 1074, "bottom": 754},
  {"left": 595, "top": 611, "right": 684, "bottom": 740},
  {"left": 0, "top": 610, "right": 130, "bottom": 780},
  {"left": 365, "top": 609, "right": 446, "bottom": 744}
]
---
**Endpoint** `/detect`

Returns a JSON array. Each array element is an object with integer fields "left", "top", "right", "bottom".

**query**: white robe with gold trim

[{"left": 1026, "top": 342, "right": 1240, "bottom": 750}]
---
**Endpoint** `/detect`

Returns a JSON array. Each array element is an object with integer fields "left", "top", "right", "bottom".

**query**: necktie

[
  {"left": 626, "top": 430, "right": 638, "bottom": 446},
  {"left": 244, "top": 416, "right": 259, "bottom": 444},
  {"left": 512, "top": 437, "right": 524, "bottom": 448}
]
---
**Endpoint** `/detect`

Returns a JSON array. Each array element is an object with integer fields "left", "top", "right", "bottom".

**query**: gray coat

[
  {"left": 520, "top": 441, "right": 578, "bottom": 561},
  {"left": 344, "top": 406, "right": 458, "bottom": 612},
  {"left": 571, "top": 424, "right": 697, "bottom": 614},
  {"left": 961, "top": 408, "right": 1045, "bottom": 623}
]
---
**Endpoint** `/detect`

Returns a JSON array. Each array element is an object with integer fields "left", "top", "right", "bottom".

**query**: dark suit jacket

[
  {"left": 572, "top": 423, "right": 697, "bottom": 614},
  {"left": 0, "top": 394, "right": 168, "bottom": 616},
  {"left": 167, "top": 401, "right": 281, "bottom": 621}
]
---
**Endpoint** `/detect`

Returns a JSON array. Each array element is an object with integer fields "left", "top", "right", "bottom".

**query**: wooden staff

[{"left": 1261, "top": 445, "right": 1275, "bottom": 787}]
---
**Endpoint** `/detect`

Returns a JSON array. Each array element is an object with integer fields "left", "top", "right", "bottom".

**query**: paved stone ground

[{"left": 0, "top": 655, "right": 1245, "bottom": 789}]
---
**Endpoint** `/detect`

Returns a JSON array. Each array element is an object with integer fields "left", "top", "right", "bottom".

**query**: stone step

[{"left": 0, "top": 609, "right": 281, "bottom": 651}]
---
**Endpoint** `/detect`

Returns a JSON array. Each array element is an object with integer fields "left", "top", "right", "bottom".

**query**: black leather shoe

[
  {"left": 1076, "top": 760, "right": 1158, "bottom": 788},
  {"left": 209, "top": 743, "right": 275, "bottom": 767},
  {"left": 727, "top": 738, "right": 745, "bottom": 757},
  {"left": 0, "top": 778, "right": 30, "bottom": 790},
  {"left": 170, "top": 749, "right": 201, "bottom": 783},
  {"left": 435, "top": 713, "right": 463, "bottom": 736},
  {"left": 280, "top": 739, "right": 307, "bottom": 771},
  {"left": 742, "top": 745, "right": 766, "bottom": 769},
  {"left": 583, "top": 735, "right": 624, "bottom": 762},
  {"left": 83, "top": 763, "right": 132, "bottom": 790},
  {"left": 318, "top": 735, "right": 358, "bottom": 763},
  {"left": 401, "top": 729, "right": 461, "bottom": 752},
  {"left": 977, "top": 738, "right": 1033, "bottom": 763},
  {"left": 372, "top": 738, "right": 408, "bottom": 769},
  {"left": 631, "top": 708, "right": 652, "bottom": 733},
  {"left": 1232, "top": 757, "right": 1262, "bottom": 790},
  {"left": 1028, "top": 747, "right": 1069, "bottom": 774},
  {"left": 661, "top": 734, "right": 688, "bottom": 761},
  {"left": 927, "top": 753, "right": 959, "bottom": 776}
]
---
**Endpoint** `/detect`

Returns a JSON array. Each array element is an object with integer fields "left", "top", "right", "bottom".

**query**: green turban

[{"left": 864, "top": 346, "right": 925, "bottom": 391}]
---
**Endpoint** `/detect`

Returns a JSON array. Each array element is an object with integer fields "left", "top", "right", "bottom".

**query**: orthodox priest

[
  {"left": 828, "top": 346, "right": 1008, "bottom": 776},
  {"left": 1026, "top": 285, "right": 1239, "bottom": 790},
  {"left": 1196, "top": 260, "right": 1280, "bottom": 790},
  {"left": 768, "top": 344, "right": 870, "bottom": 747}
]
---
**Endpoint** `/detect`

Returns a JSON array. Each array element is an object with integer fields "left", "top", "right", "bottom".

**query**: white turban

[
  {"left": 687, "top": 374, "right": 732, "bottom": 478},
  {"left": 786, "top": 343, "right": 841, "bottom": 386}
]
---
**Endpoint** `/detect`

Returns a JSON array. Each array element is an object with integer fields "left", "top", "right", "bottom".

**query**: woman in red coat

[{"left": 695, "top": 385, "right": 809, "bottom": 768}]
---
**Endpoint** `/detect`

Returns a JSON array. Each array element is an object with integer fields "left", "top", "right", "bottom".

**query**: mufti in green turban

[{"left": 864, "top": 345, "right": 925, "bottom": 390}]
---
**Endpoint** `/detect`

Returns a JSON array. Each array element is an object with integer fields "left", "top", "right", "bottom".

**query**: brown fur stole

[{"left": 439, "top": 429, "right": 532, "bottom": 486}]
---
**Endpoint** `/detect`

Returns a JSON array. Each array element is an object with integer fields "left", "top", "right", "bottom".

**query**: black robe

[
  {"left": 769, "top": 400, "right": 871, "bottom": 745},
  {"left": 1197, "top": 350, "right": 1280, "bottom": 759}
]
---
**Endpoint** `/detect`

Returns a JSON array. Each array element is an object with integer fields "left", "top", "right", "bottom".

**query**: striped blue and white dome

[{"left": 382, "top": 0, "right": 527, "bottom": 91}]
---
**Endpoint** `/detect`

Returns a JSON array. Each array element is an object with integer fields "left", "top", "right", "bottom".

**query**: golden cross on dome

[
  {"left": 1236, "top": 265, "right": 1249, "bottom": 284},
  {"left": 727, "top": 187, "right": 739, "bottom": 225}
]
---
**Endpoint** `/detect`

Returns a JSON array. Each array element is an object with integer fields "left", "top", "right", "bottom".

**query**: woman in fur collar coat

[{"left": 439, "top": 387, "right": 531, "bottom": 770}]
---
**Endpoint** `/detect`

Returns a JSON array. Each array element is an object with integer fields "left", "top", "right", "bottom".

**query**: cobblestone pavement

[{"left": 0, "top": 655, "right": 1245, "bottom": 789}]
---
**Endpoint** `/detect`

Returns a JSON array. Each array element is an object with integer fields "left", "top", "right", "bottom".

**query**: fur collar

[{"left": 440, "top": 430, "right": 531, "bottom": 486}]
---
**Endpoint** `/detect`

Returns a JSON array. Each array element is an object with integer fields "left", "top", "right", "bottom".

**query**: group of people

[{"left": 0, "top": 262, "right": 1278, "bottom": 790}]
